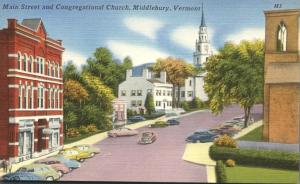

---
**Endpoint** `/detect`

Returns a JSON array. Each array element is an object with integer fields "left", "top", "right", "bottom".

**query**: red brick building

[{"left": 0, "top": 18, "right": 64, "bottom": 162}]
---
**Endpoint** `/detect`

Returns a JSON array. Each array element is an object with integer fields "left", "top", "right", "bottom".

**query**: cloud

[
  {"left": 62, "top": 50, "right": 88, "bottom": 68},
  {"left": 107, "top": 41, "right": 170, "bottom": 66},
  {"left": 226, "top": 28, "right": 265, "bottom": 44},
  {"left": 170, "top": 25, "right": 216, "bottom": 53},
  {"left": 124, "top": 17, "right": 164, "bottom": 40}
]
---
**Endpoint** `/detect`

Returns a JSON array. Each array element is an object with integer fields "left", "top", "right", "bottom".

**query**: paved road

[{"left": 62, "top": 104, "right": 262, "bottom": 182}]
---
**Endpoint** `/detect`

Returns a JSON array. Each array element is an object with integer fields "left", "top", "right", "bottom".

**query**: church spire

[{"left": 200, "top": 3, "right": 206, "bottom": 27}]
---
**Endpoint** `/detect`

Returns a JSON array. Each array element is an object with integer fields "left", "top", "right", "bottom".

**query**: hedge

[
  {"left": 216, "top": 160, "right": 227, "bottom": 183},
  {"left": 209, "top": 145, "right": 299, "bottom": 170}
]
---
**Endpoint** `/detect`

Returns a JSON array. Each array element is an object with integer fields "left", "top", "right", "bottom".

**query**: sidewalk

[{"left": 0, "top": 109, "right": 204, "bottom": 178}]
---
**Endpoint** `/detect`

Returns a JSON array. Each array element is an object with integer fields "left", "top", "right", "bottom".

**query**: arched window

[
  {"left": 23, "top": 54, "right": 27, "bottom": 71},
  {"left": 48, "top": 61, "right": 51, "bottom": 76},
  {"left": 277, "top": 21, "right": 287, "bottom": 52},
  {"left": 29, "top": 56, "right": 33, "bottom": 72}
]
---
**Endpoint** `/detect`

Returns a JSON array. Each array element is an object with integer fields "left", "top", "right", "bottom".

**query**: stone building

[{"left": 263, "top": 9, "right": 300, "bottom": 144}]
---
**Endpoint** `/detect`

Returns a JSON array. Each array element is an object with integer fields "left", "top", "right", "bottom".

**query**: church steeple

[{"left": 200, "top": 3, "right": 206, "bottom": 27}]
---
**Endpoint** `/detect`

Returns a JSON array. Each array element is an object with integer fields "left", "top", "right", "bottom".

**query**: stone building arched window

[{"left": 277, "top": 21, "right": 287, "bottom": 52}]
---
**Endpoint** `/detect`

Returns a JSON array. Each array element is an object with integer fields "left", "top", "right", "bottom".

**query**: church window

[
  {"left": 189, "top": 80, "right": 192, "bottom": 86},
  {"left": 277, "top": 21, "right": 287, "bottom": 52}
]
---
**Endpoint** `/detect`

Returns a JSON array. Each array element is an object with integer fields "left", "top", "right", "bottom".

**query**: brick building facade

[
  {"left": 264, "top": 9, "right": 300, "bottom": 144},
  {"left": 0, "top": 18, "right": 64, "bottom": 162}
]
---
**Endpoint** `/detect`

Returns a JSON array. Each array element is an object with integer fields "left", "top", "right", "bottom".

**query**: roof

[
  {"left": 200, "top": 3, "right": 206, "bottom": 27},
  {"left": 132, "top": 63, "right": 154, "bottom": 76},
  {"left": 265, "top": 62, "right": 300, "bottom": 84},
  {"left": 147, "top": 79, "right": 163, "bottom": 84},
  {"left": 21, "top": 18, "right": 42, "bottom": 31}
]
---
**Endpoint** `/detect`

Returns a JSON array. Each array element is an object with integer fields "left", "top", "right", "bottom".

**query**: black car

[
  {"left": 186, "top": 131, "right": 219, "bottom": 143},
  {"left": 166, "top": 119, "right": 180, "bottom": 125},
  {"left": 127, "top": 116, "right": 146, "bottom": 123}
]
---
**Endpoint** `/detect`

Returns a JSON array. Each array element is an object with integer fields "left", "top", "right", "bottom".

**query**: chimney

[
  {"left": 7, "top": 19, "right": 17, "bottom": 29},
  {"left": 126, "top": 69, "right": 132, "bottom": 80},
  {"left": 142, "top": 68, "right": 149, "bottom": 79},
  {"left": 160, "top": 71, "right": 167, "bottom": 83}
]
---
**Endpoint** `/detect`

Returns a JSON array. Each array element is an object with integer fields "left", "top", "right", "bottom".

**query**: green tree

[
  {"left": 63, "top": 61, "right": 81, "bottom": 82},
  {"left": 152, "top": 57, "right": 195, "bottom": 107},
  {"left": 64, "top": 80, "right": 89, "bottom": 107},
  {"left": 145, "top": 93, "right": 155, "bottom": 115},
  {"left": 204, "top": 40, "right": 264, "bottom": 128}
]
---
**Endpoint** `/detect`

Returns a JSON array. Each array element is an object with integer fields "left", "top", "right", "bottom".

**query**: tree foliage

[
  {"left": 64, "top": 80, "right": 89, "bottom": 104},
  {"left": 204, "top": 40, "right": 264, "bottom": 127},
  {"left": 145, "top": 93, "right": 155, "bottom": 115},
  {"left": 152, "top": 57, "right": 195, "bottom": 107}
]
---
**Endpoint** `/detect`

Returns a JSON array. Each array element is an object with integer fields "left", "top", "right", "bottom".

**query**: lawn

[
  {"left": 225, "top": 165, "right": 299, "bottom": 183},
  {"left": 64, "top": 130, "right": 103, "bottom": 144},
  {"left": 238, "top": 125, "right": 265, "bottom": 141}
]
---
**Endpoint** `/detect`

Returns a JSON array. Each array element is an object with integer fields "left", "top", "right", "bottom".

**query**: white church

[{"left": 118, "top": 6, "right": 212, "bottom": 111}]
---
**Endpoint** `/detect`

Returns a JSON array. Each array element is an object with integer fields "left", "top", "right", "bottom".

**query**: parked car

[
  {"left": 2, "top": 172, "right": 44, "bottom": 181},
  {"left": 186, "top": 131, "right": 219, "bottom": 143},
  {"left": 58, "top": 148, "right": 92, "bottom": 162},
  {"left": 165, "top": 112, "right": 179, "bottom": 117},
  {"left": 108, "top": 127, "right": 138, "bottom": 137},
  {"left": 51, "top": 155, "right": 81, "bottom": 170},
  {"left": 35, "top": 157, "right": 70, "bottom": 177},
  {"left": 16, "top": 164, "right": 60, "bottom": 181},
  {"left": 127, "top": 116, "right": 146, "bottom": 123},
  {"left": 72, "top": 144, "right": 100, "bottom": 157},
  {"left": 138, "top": 132, "right": 157, "bottom": 144},
  {"left": 148, "top": 121, "right": 168, "bottom": 128},
  {"left": 166, "top": 119, "right": 180, "bottom": 125}
]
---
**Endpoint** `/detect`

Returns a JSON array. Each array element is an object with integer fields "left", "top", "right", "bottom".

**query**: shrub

[
  {"left": 78, "top": 126, "right": 89, "bottom": 135},
  {"left": 86, "top": 124, "right": 98, "bottom": 133},
  {"left": 127, "top": 109, "right": 134, "bottom": 117},
  {"left": 214, "top": 134, "right": 237, "bottom": 148},
  {"left": 66, "top": 128, "right": 80, "bottom": 138},
  {"left": 216, "top": 160, "right": 227, "bottom": 183},
  {"left": 209, "top": 145, "right": 299, "bottom": 170},
  {"left": 191, "top": 97, "right": 202, "bottom": 109},
  {"left": 181, "top": 101, "right": 190, "bottom": 111},
  {"left": 144, "top": 112, "right": 165, "bottom": 120},
  {"left": 225, "top": 159, "right": 235, "bottom": 167}
]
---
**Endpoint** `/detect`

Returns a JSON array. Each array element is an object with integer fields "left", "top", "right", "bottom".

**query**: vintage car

[
  {"left": 2, "top": 172, "right": 44, "bottom": 181},
  {"left": 148, "top": 121, "right": 168, "bottom": 128},
  {"left": 16, "top": 164, "right": 60, "bottom": 181},
  {"left": 138, "top": 132, "right": 157, "bottom": 144},
  {"left": 35, "top": 157, "right": 70, "bottom": 177},
  {"left": 72, "top": 144, "right": 100, "bottom": 157},
  {"left": 166, "top": 119, "right": 180, "bottom": 125},
  {"left": 186, "top": 131, "right": 219, "bottom": 143},
  {"left": 108, "top": 127, "right": 138, "bottom": 137},
  {"left": 51, "top": 155, "right": 81, "bottom": 170},
  {"left": 127, "top": 115, "right": 146, "bottom": 123},
  {"left": 58, "top": 148, "right": 92, "bottom": 162}
]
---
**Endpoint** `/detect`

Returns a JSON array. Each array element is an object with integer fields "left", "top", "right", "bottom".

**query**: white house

[{"left": 118, "top": 67, "right": 173, "bottom": 113}]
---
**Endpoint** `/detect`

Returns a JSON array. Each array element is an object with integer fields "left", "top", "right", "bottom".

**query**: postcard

[{"left": 0, "top": 0, "right": 299, "bottom": 183}]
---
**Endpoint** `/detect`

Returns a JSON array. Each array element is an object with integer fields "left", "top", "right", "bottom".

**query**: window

[
  {"left": 36, "top": 58, "right": 39, "bottom": 73},
  {"left": 38, "top": 85, "right": 44, "bottom": 108},
  {"left": 40, "top": 58, "right": 44, "bottom": 74},
  {"left": 29, "top": 87, "right": 32, "bottom": 109},
  {"left": 52, "top": 63, "right": 55, "bottom": 77},
  {"left": 18, "top": 84, "right": 22, "bottom": 108},
  {"left": 188, "top": 91, "right": 193, "bottom": 97},
  {"left": 131, "top": 90, "right": 136, "bottom": 96},
  {"left": 131, "top": 100, "right": 136, "bottom": 107},
  {"left": 137, "top": 90, "right": 142, "bottom": 96},
  {"left": 277, "top": 21, "right": 287, "bottom": 52},
  {"left": 29, "top": 56, "right": 33, "bottom": 72},
  {"left": 48, "top": 88, "right": 52, "bottom": 108},
  {"left": 18, "top": 53, "right": 21, "bottom": 70},
  {"left": 167, "top": 91, "right": 171, "bottom": 96},
  {"left": 52, "top": 89, "right": 55, "bottom": 109},
  {"left": 189, "top": 80, "right": 192, "bottom": 86},
  {"left": 56, "top": 90, "right": 59, "bottom": 108},
  {"left": 137, "top": 100, "right": 142, "bottom": 106},
  {"left": 156, "top": 90, "right": 161, "bottom": 96},
  {"left": 181, "top": 91, "right": 185, "bottom": 97},
  {"left": 23, "top": 54, "right": 27, "bottom": 71},
  {"left": 163, "top": 90, "right": 165, "bottom": 96},
  {"left": 24, "top": 85, "right": 28, "bottom": 109},
  {"left": 57, "top": 65, "right": 60, "bottom": 78},
  {"left": 156, "top": 101, "right": 161, "bottom": 107},
  {"left": 121, "top": 90, "right": 126, "bottom": 96}
]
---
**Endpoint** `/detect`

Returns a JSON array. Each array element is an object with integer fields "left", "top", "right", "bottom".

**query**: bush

[
  {"left": 181, "top": 101, "right": 190, "bottom": 111},
  {"left": 127, "top": 109, "right": 134, "bottom": 117},
  {"left": 66, "top": 128, "right": 80, "bottom": 138},
  {"left": 216, "top": 160, "right": 227, "bottom": 183},
  {"left": 78, "top": 126, "right": 89, "bottom": 135},
  {"left": 214, "top": 134, "right": 237, "bottom": 148},
  {"left": 144, "top": 112, "right": 165, "bottom": 120},
  {"left": 225, "top": 159, "right": 235, "bottom": 167},
  {"left": 209, "top": 145, "right": 299, "bottom": 170},
  {"left": 86, "top": 124, "right": 98, "bottom": 133},
  {"left": 191, "top": 97, "right": 202, "bottom": 109}
]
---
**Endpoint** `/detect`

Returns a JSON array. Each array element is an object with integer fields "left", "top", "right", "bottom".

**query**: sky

[{"left": 0, "top": 0, "right": 299, "bottom": 68}]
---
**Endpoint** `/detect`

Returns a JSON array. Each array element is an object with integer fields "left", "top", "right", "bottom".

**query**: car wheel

[
  {"left": 90, "top": 153, "right": 95, "bottom": 157},
  {"left": 46, "top": 176, "right": 54, "bottom": 181},
  {"left": 79, "top": 158, "right": 85, "bottom": 162},
  {"left": 57, "top": 170, "right": 64, "bottom": 177}
]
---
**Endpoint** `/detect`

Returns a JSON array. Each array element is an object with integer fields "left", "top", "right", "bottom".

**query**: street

[{"left": 61, "top": 104, "right": 262, "bottom": 182}]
